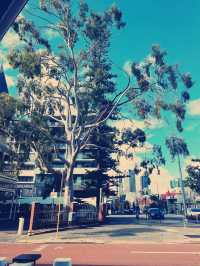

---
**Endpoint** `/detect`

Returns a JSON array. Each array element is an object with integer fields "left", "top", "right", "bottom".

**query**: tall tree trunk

[
  {"left": 96, "top": 186, "right": 101, "bottom": 212},
  {"left": 63, "top": 167, "right": 74, "bottom": 208},
  {"left": 96, "top": 180, "right": 103, "bottom": 222}
]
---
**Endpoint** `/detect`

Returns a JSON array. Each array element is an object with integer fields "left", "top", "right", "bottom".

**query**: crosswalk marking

[
  {"left": 130, "top": 251, "right": 200, "bottom": 255},
  {"left": 33, "top": 244, "right": 49, "bottom": 252}
]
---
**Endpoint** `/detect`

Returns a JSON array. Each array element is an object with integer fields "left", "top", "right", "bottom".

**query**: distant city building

[
  {"left": 118, "top": 169, "right": 137, "bottom": 203},
  {"left": 140, "top": 173, "right": 149, "bottom": 190},
  {"left": 128, "top": 170, "right": 136, "bottom": 192},
  {"left": 170, "top": 179, "right": 182, "bottom": 189}
]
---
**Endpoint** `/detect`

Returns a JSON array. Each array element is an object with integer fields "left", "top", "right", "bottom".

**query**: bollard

[
  {"left": 17, "top": 217, "right": 24, "bottom": 236},
  {"left": 68, "top": 212, "right": 75, "bottom": 225},
  {"left": 28, "top": 202, "right": 36, "bottom": 236},
  {"left": 53, "top": 258, "right": 72, "bottom": 266},
  {"left": 0, "top": 257, "right": 7, "bottom": 266}
]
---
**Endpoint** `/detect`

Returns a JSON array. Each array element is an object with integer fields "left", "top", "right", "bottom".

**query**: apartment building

[{"left": 17, "top": 117, "right": 98, "bottom": 203}]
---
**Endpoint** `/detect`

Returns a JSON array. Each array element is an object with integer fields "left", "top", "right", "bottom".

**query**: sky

[{"left": 0, "top": 0, "right": 200, "bottom": 188}]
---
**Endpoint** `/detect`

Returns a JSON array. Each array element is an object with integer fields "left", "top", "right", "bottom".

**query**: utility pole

[
  {"left": 177, "top": 154, "right": 187, "bottom": 226},
  {"left": 56, "top": 171, "right": 64, "bottom": 238}
]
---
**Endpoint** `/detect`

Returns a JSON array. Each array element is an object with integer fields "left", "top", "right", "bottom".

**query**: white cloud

[
  {"left": 1, "top": 30, "right": 20, "bottom": 49},
  {"left": 188, "top": 98, "right": 200, "bottom": 116},
  {"left": 117, "top": 153, "right": 141, "bottom": 173},
  {"left": 118, "top": 142, "right": 153, "bottom": 157},
  {"left": 112, "top": 118, "right": 164, "bottom": 131},
  {"left": 123, "top": 61, "right": 132, "bottom": 76},
  {"left": 149, "top": 167, "right": 173, "bottom": 194},
  {"left": 45, "top": 28, "right": 59, "bottom": 39},
  {"left": 5, "top": 76, "right": 15, "bottom": 87}
]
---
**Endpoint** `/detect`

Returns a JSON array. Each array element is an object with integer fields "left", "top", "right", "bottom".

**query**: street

[
  {"left": 1, "top": 215, "right": 200, "bottom": 265},
  {"left": 0, "top": 242, "right": 200, "bottom": 266}
]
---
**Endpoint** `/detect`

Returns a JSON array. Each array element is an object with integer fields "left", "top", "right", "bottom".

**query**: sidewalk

[{"left": 1, "top": 215, "right": 200, "bottom": 244}]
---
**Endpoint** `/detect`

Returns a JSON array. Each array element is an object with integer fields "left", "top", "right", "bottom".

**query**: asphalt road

[
  {"left": 0, "top": 242, "right": 200, "bottom": 266},
  {"left": 1, "top": 215, "right": 200, "bottom": 265}
]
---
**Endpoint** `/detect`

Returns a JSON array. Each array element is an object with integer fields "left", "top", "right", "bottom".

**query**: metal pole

[
  {"left": 9, "top": 193, "right": 15, "bottom": 220},
  {"left": 28, "top": 202, "right": 36, "bottom": 236},
  {"left": 177, "top": 154, "right": 187, "bottom": 226},
  {"left": 56, "top": 171, "right": 64, "bottom": 239}
]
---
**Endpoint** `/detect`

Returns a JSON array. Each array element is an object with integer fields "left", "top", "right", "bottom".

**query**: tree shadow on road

[
  {"left": 67, "top": 227, "right": 164, "bottom": 238},
  {"left": 105, "top": 216, "right": 200, "bottom": 229}
]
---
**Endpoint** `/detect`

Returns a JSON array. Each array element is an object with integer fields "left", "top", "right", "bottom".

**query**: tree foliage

[
  {"left": 5, "top": 0, "right": 194, "bottom": 200},
  {"left": 83, "top": 124, "right": 122, "bottom": 199},
  {"left": 186, "top": 162, "right": 200, "bottom": 194},
  {"left": 133, "top": 144, "right": 165, "bottom": 179},
  {"left": 121, "top": 128, "right": 146, "bottom": 148},
  {"left": 166, "top": 136, "right": 189, "bottom": 159}
]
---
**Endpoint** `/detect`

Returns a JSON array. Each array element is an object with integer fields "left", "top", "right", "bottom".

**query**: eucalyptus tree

[
  {"left": 7, "top": 0, "right": 193, "bottom": 204},
  {"left": 166, "top": 136, "right": 189, "bottom": 222},
  {"left": 0, "top": 92, "right": 58, "bottom": 182}
]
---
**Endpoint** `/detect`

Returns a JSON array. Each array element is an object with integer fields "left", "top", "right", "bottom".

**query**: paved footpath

[
  {"left": 14, "top": 215, "right": 200, "bottom": 244},
  {"left": 0, "top": 243, "right": 200, "bottom": 266}
]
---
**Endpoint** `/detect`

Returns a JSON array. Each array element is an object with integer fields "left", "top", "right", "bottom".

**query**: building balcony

[{"left": 73, "top": 167, "right": 98, "bottom": 175}]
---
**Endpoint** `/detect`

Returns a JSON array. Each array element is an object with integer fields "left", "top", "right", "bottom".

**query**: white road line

[
  {"left": 33, "top": 244, "right": 49, "bottom": 252},
  {"left": 54, "top": 246, "right": 64, "bottom": 250},
  {"left": 130, "top": 251, "right": 200, "bottom": 255}
]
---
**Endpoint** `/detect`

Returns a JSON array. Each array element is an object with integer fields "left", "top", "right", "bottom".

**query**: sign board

[{"left": 50, "top": 191, "right": 58, "bottom": 199}]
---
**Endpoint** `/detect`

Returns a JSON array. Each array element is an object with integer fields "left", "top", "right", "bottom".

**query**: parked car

[
  {"left": 147, "top": 208, "right": 165, "bottom": 219},
  {"left": 124, "top": 208, "right": 133, "bottom": 215},
  {"left": 186, "top": 208, "right": 200, "bottom": 220}
]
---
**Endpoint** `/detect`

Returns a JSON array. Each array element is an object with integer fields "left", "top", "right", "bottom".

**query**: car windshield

[
  {"left": 191, "top": 208, "right": 200, "bottom": 212},
  {"left": 149, "top": 208, "right": 160, "bottom": 212}
]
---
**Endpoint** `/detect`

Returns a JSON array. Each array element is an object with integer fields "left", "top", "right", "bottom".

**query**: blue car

[{"left": 147, "top": 208, "right": 165, "bottom": 219}]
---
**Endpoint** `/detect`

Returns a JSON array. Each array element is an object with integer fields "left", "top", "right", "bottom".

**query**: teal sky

[
  {"left": 1, "top": 0, "right": 200, "bottom": 180},
  {"left": 79, "top": 0, "right": 200, "bottom": 176}
]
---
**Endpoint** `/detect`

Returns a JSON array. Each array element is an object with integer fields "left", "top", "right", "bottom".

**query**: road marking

[
  {"left": 54, "top": 246, "right": 64, "bottom": 250},
  {"left": 33, "top": 244, "right": 49, "bottom": 252},
  {"left": 130, "top": 251, "right": 200, "bottom": 255}
]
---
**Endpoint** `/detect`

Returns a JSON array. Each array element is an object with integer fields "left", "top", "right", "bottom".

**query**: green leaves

[
  {"left": 121, "top": 128, "right": 146, "bottom": 147},
  {"left": 186, "top": 163, "right": 200, "bottom": 194},
  {"left": 8, "top": 49, "right": 41, "bottom": 78},
  {"left": 182, "top": 73, "right": 194, "bottom": 89},
  {"left": 133, "top": 145, "right": 165, "bottom": 177},
  {"left": 166, "top": 136, "right": 189, "bottom": 159}
]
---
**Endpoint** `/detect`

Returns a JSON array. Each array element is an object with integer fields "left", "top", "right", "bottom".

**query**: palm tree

[{"left": 166, "top": 136, "right": 189, "bottom": 225}]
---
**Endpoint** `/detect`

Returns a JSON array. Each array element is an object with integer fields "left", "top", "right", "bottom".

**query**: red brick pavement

[{"left": 0, "top": 243, "right": 200, "bottom": 266}]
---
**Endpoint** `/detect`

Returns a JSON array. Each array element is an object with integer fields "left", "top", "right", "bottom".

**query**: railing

[
  {"left": 0, "top": 170, "right": 17, "bottom": 178},
  {"left": 75, "top": 209, "right": 97, "bottom": 224}
]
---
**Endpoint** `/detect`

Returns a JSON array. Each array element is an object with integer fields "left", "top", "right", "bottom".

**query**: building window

[
  {"left": 74, "top": 160, "right": 97, "bottom": 168},
  {"left": 21, "top": 164, "right": 35, "bottom": 170},
  {"left": 18, "top": 176, "right": 34, "bottom": 182}
]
